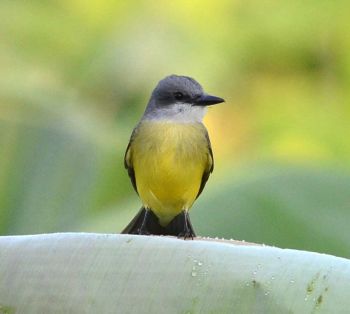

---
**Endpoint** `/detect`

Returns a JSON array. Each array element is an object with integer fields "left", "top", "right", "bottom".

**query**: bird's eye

[{"left": 174, "top": 92, "right": 184, "bottom": 100}]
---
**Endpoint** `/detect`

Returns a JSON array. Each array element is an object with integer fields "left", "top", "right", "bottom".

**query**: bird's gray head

[{"left": 143, "top": 75, "right": 224, "bottom": 123}]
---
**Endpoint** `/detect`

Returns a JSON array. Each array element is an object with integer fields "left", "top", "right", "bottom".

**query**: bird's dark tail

[
  {"left": 165, "top": 211, "right": 196, "bottom": 238},
  {"left": 121, "top": 207, "right": 165, "bottom": 235},
  {"left": 121, "top": 207, "right": 196, "bottom": 238}
]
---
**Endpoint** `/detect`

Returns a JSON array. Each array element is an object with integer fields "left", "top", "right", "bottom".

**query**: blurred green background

[{"left": 1, "top": 1, "right": 349, "bottom": 257}]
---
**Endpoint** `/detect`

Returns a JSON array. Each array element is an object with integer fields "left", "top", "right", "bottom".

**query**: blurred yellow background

[{"left": 1, "top": 1, "right": 349, "bottom": 257}]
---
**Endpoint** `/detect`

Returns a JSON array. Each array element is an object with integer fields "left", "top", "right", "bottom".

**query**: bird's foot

[
  {"left": 178, "top": 230, "right": 195, "bottom": 240},
  {"left": 136, "top": 226, "right": 151, "bottom": 235},
  {"left": 181, "top": 211, "right": 195, "bottom": 240},
  {"left": 178, "top": 221, "right": 195, "bottom": 240}
]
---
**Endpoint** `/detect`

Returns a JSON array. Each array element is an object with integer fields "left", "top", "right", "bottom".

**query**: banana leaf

[{"left": 0, "top": 233, "right": 349, "bottom": 313}]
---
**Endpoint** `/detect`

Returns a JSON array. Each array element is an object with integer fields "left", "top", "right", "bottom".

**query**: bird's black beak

[{"left": 193, "top": 94, "right": 225, "bottom": 106}]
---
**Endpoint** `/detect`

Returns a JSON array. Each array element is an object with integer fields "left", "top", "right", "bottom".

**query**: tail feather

[
  {"left": 121, "top": 207, "right": 165, "bottom": 235},
  {"left": 165, "top": 211, "right": 196, "bottom": 238}
]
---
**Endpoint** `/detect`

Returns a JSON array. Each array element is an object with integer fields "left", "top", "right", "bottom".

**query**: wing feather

[
  {"left": 124, "top": 128, "right": 138, "bottom": 194},
  {"left": 196, "top": 130, "right": 214, "bottom": 199}
]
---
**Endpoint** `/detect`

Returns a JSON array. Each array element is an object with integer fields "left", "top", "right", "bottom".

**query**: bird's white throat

[{"left": 144, "top": 103, "right": 207, "bottom": 123}]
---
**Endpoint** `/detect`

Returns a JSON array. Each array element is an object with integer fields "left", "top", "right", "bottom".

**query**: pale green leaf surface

[{"left": 0, "top": 233, "right": 349, "bottom": 314}]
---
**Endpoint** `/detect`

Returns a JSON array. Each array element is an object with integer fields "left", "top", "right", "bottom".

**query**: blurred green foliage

[{"left": 0, "top": 1, "right": 349, "bottom": 256}]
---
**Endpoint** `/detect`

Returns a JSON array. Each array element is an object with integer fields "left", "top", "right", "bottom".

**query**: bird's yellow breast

[{"left": 130, "top": 121, "right": 210, "bottom": 225}]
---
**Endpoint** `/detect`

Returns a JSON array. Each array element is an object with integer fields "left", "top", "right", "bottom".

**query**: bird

[{"left": 121, "top": 75, "right": 224, "bottom": 238}]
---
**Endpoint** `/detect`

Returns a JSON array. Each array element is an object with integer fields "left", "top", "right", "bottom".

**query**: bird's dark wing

[
  {"left": 196, "top": 131, "right": 214, "bottom": 199},
  {"left": 124, "top": 128, "right": 138, "bottom": 194}
]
